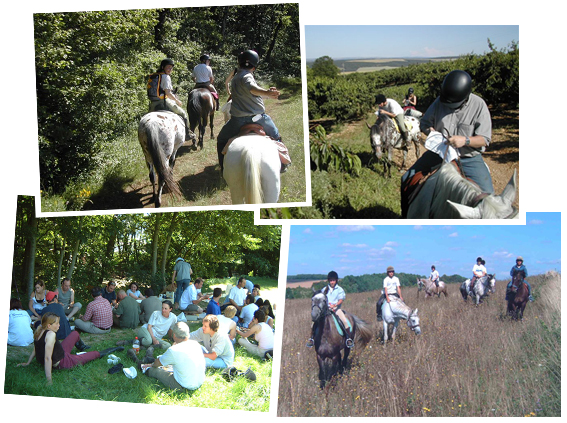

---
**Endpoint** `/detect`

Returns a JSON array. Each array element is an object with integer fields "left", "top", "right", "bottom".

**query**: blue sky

[
  {"left": 305, "top": 25, "right": 519, "bottom": 60},
  {"left": 286, "top": 213, "right": 561, "bottom": 279}
]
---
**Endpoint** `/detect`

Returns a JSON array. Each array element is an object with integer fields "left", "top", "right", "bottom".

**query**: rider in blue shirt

[{"left": 507, "top": 256, "right": 533, "bottom": 301}]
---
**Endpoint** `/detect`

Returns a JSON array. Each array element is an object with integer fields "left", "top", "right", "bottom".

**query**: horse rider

[
  {"left": 216, "top": 49, "right": 290, "bottom": 173},
  {"left": 307, "top": 271, "right": 353, "bottom": 348},
  {"left": 470, "top": 256, "right": 487, "bottom": 293},
  {"left": 403, "top": 87, "right": 422, "bottom": 118},
  {"left": 375, "top": 94, "right": 410, "bottom": 143},
  {"left": 192, "top": 54, "right": 220, "bottom": 111},
  {"left": 147, "top": 58, "right": 193, "bottom": 141},
  {"left": 401, "top": 70, "right": 494, "bottom": 217},
  {"left": 430, "top": 265, "right": 440, "bottom": 288},
  {"left": 506, "top": 256, "right": 534, "bottom": 302},
  {"left": 376, "top": 266, "right": 404, "bottom": 321}
]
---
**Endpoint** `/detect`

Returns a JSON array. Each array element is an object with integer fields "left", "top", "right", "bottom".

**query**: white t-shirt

[
  {"left": 473, "top": 264, "right": 487, "bottom": 276},
  {"left": 217, "top": 314, "right": 236, "bottom": 335},
  {"left": 160, "top": 73, "right": 173, "bottom": 91},
  {"left": 145, "top": 310, "right": 177, "bottom": 339},
  {"left": 8, "top": 309, "right": 33, "bottom": 346},
  {"left": 240, "top": 303, "right": 258, "bottom": 328},
  {"left": 179, "top": 284, "right": 198, "bottom": 310},
  {"left": 382, "top": 99, "right": 404, "bottom": 116},
  {"left": 383, "top": 276, "right": 401, "bottom": 295},
  {"left": 254, "top": 322, "right": 274, "bottom": 350},
  {"left": 192, "top": 63, "right": 213, "bottom": 83},
  {"left": 430, "top": 270, "right": 439, "bottom": 281},
  {"left": 158, "top": 339, "right": 206, "bottom": 390},
  {"left": 228, "top": 286, "right": 247, "bottom": 307}
]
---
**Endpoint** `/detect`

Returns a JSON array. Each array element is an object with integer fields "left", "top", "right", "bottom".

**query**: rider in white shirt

[
  {"left": 470, "top": 257, "right": 487, "bottom": 292},
  {"left": 377, "top": 266, "right": 404, "bottom": 321},
  {"left": 430, "top": 265, "right": 440, "bottom": 287}
]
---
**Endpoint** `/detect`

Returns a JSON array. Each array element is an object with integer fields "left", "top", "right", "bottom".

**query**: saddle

[
  {"left": 391, "top": 116, "right": 415, "bottom": 134},
  {"left": 221, "top": 124, "right": 292, "bottom": 166}
]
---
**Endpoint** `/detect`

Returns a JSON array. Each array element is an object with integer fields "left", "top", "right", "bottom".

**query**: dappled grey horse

[
  {"left": 378, "top": 297, "right": 421, "bottom": 343},
  {"left": 460, "top": 274, "right": 496, "bottom": 305},
  {"left": 138, "top": 111, "right": 195, "bottom": 207},
  {"left": 366, "top": 114, "right": 421, "bottom": 177},
  {"left": 417, "top": 277, "right": 448, "bottom": 298}
]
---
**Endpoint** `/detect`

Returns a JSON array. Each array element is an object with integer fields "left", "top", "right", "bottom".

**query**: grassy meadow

[
  {"left": 5, "top": 279, "right": 279, "bottom": 411},
  {"left": 277, "top": 272, "right": 560, "bottom": 417}
]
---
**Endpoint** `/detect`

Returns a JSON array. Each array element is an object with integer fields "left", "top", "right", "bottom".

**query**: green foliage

[
  {"left": 309, "top": 56, "right": 340, "bottom": 79},
  {"left": 34, "top": 5, "right": 301, "bottom": 194},
  {"left": 307, "top": 43, "right": 519, "bottom": 122},
  {"left": 310, "top": 126, "right": 361, "bottom": 175}
]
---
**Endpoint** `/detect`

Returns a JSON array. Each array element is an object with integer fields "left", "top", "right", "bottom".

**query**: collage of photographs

[{"left": 1, "top": 1, "right": 562, "bottom": 421}]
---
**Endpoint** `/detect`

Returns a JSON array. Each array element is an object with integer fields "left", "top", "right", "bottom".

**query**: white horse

[
  {"left": 460, "top": 274, "right": 496, "bottom": 305},
  {"left": 223, "top": 135, "right": 281, "bottom": 204},
  {"left": 138, "top": 111, "right": 195, "bottom": 207},
  {"left": 380, "top": 298, "right": 421, "bottom": 343},
  {"left": 220, "top": 100, "right": 232, "bottom": 123},
  {"left": 406, "top": 163, "right": 518, "bottom": 219}
]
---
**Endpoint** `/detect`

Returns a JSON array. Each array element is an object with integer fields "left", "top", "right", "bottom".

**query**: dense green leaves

[
  {"left": 310, "top": 126, "right": 361, "bottom": 175},
  {"left": 35, "top": 5, "right": 301, "bottom": 194},
  {"left": 12, "top": 196, "right": 281, "bottom": 303}
]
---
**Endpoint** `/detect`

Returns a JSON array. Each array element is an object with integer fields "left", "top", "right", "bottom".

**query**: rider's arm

[
  {"left": 164, "top": 89, "right": 182, "bottom": 106},
  {"left": 250, "top": 86, "right": 279, "bottom": 99}
]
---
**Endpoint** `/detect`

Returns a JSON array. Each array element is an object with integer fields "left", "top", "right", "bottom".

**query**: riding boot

[
  {"left": 376, "top": 296, "right": 384, "bottom": 321},
  {"left": 99, "top": 346, "right": 124, "bottom": 358},
  {"left": 183, "top": 118, "right": 193, "bottom": 142},
  {"left": 75, "top": 339, "right": 90, "bottom": 352}
]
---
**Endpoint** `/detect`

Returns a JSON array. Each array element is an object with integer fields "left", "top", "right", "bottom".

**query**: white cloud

[
  {"left": 341, "top": 243, "right": 368, "bottom": 248},
  {"left": 303, "top": 228, "right": 312, "bottom": 234},
  {"left": 449, "top": 232, "right": 458, "bottom": 238},
  {"left": 337, "top": 225, "right": 375, "bottom": 232},
  {"left": 528, "top": 219, "right": 544, "bottom": 225}
]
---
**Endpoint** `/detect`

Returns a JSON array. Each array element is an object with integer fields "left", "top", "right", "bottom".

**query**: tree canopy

[{"left": 12, "top": 196, "right": 281, "bottom": 304}]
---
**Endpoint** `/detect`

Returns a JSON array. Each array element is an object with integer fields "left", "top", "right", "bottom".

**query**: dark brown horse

[
  {"left": 187, "top": 88, "right": 215, "bottom": 150},
  {"left": 311, "top": 289, "right": 372, "bottom": 388},
  {"left": 507, "top": 270, "right": 529, "bottom": 320}
]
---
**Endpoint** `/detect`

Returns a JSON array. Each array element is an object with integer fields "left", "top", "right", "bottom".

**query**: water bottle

[{"left": 133, "top": 337, "right": 140, "bottom": 354}]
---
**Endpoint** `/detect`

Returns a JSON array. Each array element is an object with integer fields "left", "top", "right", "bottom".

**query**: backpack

[{"left": 147, "top": 72, "right": 166, "bottom": 101}]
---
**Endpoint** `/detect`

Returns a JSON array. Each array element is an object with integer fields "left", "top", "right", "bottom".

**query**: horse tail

[
  {"left": 242, "top": 144, "right": 264, "bottom": 204},
  {"left": 144, "top": 124, "right": 181, "bottom": 198},
  {"left": 351, "top": 315, "right": 372, "bottom": 348}
]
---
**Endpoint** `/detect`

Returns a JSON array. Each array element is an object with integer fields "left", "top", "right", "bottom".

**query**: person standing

[{"left": 172, "top": 257, "right": 193, "bottom": 309}]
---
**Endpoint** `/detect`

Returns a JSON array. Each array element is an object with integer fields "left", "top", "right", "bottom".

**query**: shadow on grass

[
  {"left": 178, "top": 164, "right": 225, "bottom": 202},
  {"left": 82, "top": 174, "right": 147, "bottom": 211}
]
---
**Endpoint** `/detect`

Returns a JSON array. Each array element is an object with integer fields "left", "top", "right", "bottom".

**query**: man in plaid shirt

[{"left": 74, "top": 287, "right": 113, "bottom": 334}]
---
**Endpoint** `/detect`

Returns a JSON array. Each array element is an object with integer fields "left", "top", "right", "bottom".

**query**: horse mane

[
  {"left": 429, "top": 164, "right": 481, "bottom": 215},
  {"left": 388, "top": 298, "right": 413, "bottom": 317}
]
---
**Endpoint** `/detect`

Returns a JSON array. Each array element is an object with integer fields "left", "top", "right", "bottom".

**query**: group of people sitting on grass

[{"left": 10, "top": 274, "right": 275, "bottom": 392}]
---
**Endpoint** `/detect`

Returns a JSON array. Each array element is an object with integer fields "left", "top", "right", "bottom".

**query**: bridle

[{"left": 407, "top": 310, "right": 420, "bottom": 331}]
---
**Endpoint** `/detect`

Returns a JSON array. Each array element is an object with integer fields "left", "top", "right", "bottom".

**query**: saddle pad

[
  {"left": 331, "top": 314, "right": 352, "bottom": 336},
  {"left": 391, "top": 117, "right": 414, "bottom": 133}
]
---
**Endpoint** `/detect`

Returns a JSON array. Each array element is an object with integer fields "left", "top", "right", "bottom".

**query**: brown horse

[
  {"left": 187, "top": 88, "right": 215, "bottom": 150},
  {"left": 417, "top": 277, "right": 448, "bottom": 298},
  {"left": 507, "top": 270, "right": 529, "bottom": 320},
  {"left": 310, "top": 289, "right": 372, "bottom": 388}
]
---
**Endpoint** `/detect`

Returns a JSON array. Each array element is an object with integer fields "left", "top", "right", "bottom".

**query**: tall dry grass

[{"left": 277, "top": 273, "right": 561, "bottom": 417}]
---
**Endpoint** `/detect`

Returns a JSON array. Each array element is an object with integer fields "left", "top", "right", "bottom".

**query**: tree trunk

[
  {"left": 151, "top": 214, "right": 162, "bottom": 277},
  {"left": 23, "top": 202, "right": 38, "bottom": 299},
  {"left": 56, "top": 235, "right": 66, "bottom": 289},
  {"left": 66, "top": 216, "right": 83, "bottom": 280},
  {"left": 161, "top": 212, "right": 178, "bottom": 276}
]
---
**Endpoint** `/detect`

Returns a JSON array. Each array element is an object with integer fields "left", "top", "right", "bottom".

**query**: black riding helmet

[
  {"left": 440, "top": 70, "right": 472, "bottom": 109},
  {"left": 238, "top": 50, "right": 260, "bottom": 68},
  {"left": 327, "top": 271, "right": 339, "bottom": 281},
  {"left": 160, "top": 58, "right": 175, "bottom": 70},
  {"left": 200, "top": 54, "right": 210, "bottom": 63}
]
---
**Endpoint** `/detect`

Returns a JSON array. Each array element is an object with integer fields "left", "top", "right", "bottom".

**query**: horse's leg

[
  {"left": 382, "top": 320, "right": 388, "bottom": 343},
  {"left": 341, "top": 348, "right": 350, "bottom": 374},
  {"left": 147, "top": 162, "right": 157, "bottom": 203},
  {"left": 316, "top": 355, "right": 326, "bottom": 389},
  {"left": 391, "top": 320, "right": 399, "bottom": 341},
  {"left": 210, "top": 111, "right": 214, "bottom": 139}
]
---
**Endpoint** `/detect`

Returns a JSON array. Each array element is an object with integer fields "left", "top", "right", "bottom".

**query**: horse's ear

[
  {"left": 414, "top": 308, "right": 418, "bottom": 315},
  {"left": 500, "top": 169, "right": 517, "bottom": 205}
]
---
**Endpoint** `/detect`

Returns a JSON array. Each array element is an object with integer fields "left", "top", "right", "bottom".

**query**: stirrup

[
  {"left": 345, "top": 338, "right": 354, "bottom": 349},
  {"left": 306, "top": 338, "right": 314, "bottom": 348}
]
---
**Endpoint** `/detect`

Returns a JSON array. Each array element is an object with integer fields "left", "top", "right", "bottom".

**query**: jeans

[
  {"left": 216, "top": 114, "right": 280, "bottom": 169},
  {"left": 174, "top": 279, "right": 190, "bottom": 305}
]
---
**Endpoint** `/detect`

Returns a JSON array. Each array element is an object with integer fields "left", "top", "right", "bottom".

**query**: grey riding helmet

[
  {"left": 200, "top": 54, "right": 210, "bottom": 63},
  {"left": 440, "top": 70, "right": 472, "bottom": 109},
  {"left": 238, "top": 50, "right": 260, "bottom": 68},
  {"left": 160, "top": 58, "right": 175, "bottom": 70}
]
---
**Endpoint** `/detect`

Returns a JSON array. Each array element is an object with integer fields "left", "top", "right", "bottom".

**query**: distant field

[{"left": 286, "top": 279, "right": 322, "bottom": 288}]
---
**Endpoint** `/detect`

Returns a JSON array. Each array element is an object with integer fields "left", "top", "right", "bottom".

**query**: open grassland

[{"left": 277, "top": 272, "right": 560, "bottom": 417}]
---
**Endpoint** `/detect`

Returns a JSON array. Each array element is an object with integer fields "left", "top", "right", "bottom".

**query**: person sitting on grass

[
  {"left": 221, "top": 277, "right": 247, "bottom": 315},
  {"left": 217, "top": 305, "right": 238, "bottom": 344},
  {"left": 205, "top": 288, "right": 222, "bottom": 315},
  {"left": 136, "top": 322, "right": 206, "bottom": 392},
  {"left": 179, "top": 278, "right": 209, "bottom": 314},
  {"left": 237, "top": 309, "right": 274, "bottom": 359},
  {"left": 239, "top": 294, "right": 258, "bottom": 328},
  {"left": 9, "top": 298, "right": 33, "bottom": 347},
  {"left": 252, "top": 285, "right": 262, "bottom": 302},
  {"left": 136, "top": 300, "right": 177, "bottom": 349},
  {"left": 74, "top": 287, "right": 114, "bottom": 334},
  {"left": 127, "top": 282, "right": 146, "bottom": 300},
  {"left": 17, "top": 312, "right": 123, "bottom": 385},
  {"left": 113, "top": 290, "right": 141, "bottom": 329},
  {"left": 189, "top": 314, "right": 234, "bottom": 369},
  {"left": 101, "top": 280, "right": 118, "bottom": 307},
  {"left": 139, "top": 288, "right": 162, "bottom": 324},
  {"left": 57, "top": 278, "right": 82, "bottom": 320},
  {"left": 262, "top": 301, "right": 275, "bottom": 331},
  {"left": 28, "top": 280, "right": 47, "bottom": 321}
]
